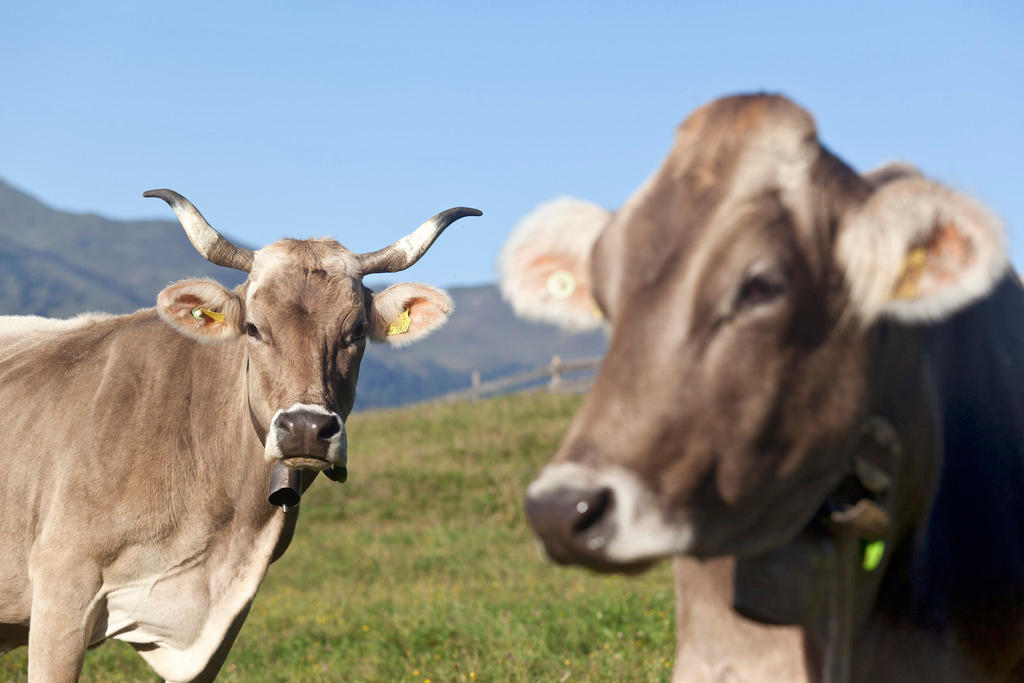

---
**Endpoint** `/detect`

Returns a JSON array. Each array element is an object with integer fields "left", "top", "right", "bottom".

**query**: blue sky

[{"left": 3, "top": 1, "right": 1022, "bottom": 286}]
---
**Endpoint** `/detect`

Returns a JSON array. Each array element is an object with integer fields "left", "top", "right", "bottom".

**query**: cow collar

[
  {"left": 820, "top": 415, "right": 904, "bottom": 683},
  {"left": 733, "top": 415, "right": 904, "bottom": 683},
  {"left": 823, "top": 415, "right": 902, "bottom": 563}
]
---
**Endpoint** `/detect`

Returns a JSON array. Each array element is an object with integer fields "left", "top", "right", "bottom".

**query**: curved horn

[
  {"left": 358, "top": 207, "right": 482, "bottom": 275},
  {"left": 143, "top": 189, "right": 254, "bottom": 272}
]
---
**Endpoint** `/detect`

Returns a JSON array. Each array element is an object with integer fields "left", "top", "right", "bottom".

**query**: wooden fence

[{"left": 436, "top": 355, "right": 602, "bottom": 403}]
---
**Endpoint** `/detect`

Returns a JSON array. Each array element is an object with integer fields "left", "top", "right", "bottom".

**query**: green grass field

[{"left": 0, "top": 393, "right": 676, "bottom": 681}]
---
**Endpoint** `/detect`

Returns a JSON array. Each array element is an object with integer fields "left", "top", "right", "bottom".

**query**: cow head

[
  {"left": 147, "top": 189, "right": 480, "bottom": 473},
  {"left": 511, "top": 94, "right": 1007, "bottom": 569}
]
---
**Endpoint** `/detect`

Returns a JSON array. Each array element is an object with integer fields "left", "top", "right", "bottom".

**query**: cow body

[
  {"left": 0, "top": 311, "right": 285, "bottom": 681},
  {"left": 510, "top": 94, "right": 1023, "bottom": 681},
  {"left": 865, "top": 273, "right": 1024, "bottom": 679},
  {"left": 0, "top": 191, "right": 479, "bottom": 681},
  {"left": 781, "top": 273, "right": 1024, "bottom": 681}
]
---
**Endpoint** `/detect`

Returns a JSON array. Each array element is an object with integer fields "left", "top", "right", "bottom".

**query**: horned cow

[{"left": 0, "top": 190, "right": 479, "bottom": 682}]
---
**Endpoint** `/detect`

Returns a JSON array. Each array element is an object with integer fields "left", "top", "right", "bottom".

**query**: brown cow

[
  {"left": 0, "top": 190, "right": 479, "bottom": 682},
  {"left": 501, "top": 196, "right": 809, "bottom": 682},
  {"left": 510, "top": 94, "right": 1024, "bottom": 681}
]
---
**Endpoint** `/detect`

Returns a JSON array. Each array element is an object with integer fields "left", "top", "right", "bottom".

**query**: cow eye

[
  {"left": 343, "top": 320, "right": 368, "bottom": 345},
  {"left": 244, "top": 322, "right": 262, "bottom": 340},
  {"left": 736, "top": 269, "right": 788, "bottom": 309}
]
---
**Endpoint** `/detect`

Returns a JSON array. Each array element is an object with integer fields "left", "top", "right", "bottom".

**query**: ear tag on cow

[
  {"left": 192, "top": 307, "right": 226, "bottom": 322},
  {"left": 862, "top": 539, "right": 885, "bottom": 572},
  {"left": 386, "top": 308, "right": 411, "bottom": 336},
  {"left": 892, "top": 246, "right": 929, "bottom": 300},
  {"left": 546, "top": 270, "right": 576, "bottom": 299}
]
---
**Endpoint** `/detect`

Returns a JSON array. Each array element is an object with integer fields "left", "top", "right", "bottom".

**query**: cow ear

[
  {"left": 862, "top": 161, "right": 923, "bottom": 187},
  {"left": 368, "top": 283, "right": 453, "bottom": 347},
  {"left": 157, "top": 279, "right": 244, "bottom": 341},
  {"left": 837, "top": 177, "right": 1007, "bottom": 324},
  {"left": 498, "top": 197, "right": 610, "bottom": 331}
]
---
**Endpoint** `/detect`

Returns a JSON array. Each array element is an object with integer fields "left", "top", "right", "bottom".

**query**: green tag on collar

[{"left": 862, "top": 539, "right": 885, "bottom": 572}]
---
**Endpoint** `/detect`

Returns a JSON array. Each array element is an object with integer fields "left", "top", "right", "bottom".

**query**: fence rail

[{"left": 436, "top": 355, "right": 602, "bottom": 403}]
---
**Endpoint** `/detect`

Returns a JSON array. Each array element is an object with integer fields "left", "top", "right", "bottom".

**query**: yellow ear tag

[
  {"left": 386, "top": 308, "right": 411, "bottom": 336},
  {"left": 892, "top": 246, "right": 929, "bottom": 300},
  {"left": 192, "top": 307, "right": 226, "bottom": 323}
]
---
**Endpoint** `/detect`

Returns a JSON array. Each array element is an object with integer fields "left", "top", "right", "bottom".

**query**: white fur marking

[
  {"left": 0, "top": 313, "right": 111, "bottom": 340},
  {"left": 263, "top": 402, "right": 347, "bottom": 467},
  {"left": 527, "top": 462, "right": 694, "bottom": 562}
]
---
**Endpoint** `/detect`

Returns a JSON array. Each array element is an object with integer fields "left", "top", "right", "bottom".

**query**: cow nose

[
  {"left": 273, "top": 409, "right": 341, "bottom": 459},
  {"left": 524, "top": 486, "right": 615, "bottom": 564}
]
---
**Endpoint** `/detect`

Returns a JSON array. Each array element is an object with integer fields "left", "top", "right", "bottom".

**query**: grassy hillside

[{"left": 0, "top": 393, "right": 675, "bottom": 681}]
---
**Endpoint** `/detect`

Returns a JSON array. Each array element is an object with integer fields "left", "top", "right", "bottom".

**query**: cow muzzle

[
  {"left": 265, "top": 403, "right": 347, "bottom": 470},
  {"left": 524, "top": 462, "right": 694, "bottom": 572},
  {"left": 525, "top": 483, "right": 625, "bottom": 571}
]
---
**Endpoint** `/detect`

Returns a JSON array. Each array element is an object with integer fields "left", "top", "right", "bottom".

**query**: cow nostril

[
  {"left": 274, "top": 414, "right": 293, "bottom": 434},
  {"left": 572, "top": 487, "right": 613, "bottom": 535},
  {"left": 318, "top": 416, "right": 341, "bottom": 441}
]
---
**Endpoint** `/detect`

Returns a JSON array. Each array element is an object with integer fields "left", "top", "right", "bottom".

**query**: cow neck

[
  {"left": 804, "top": 320, "right": 933, "bottom": 683},
  {"left": 245, "top": 356, "right": 268, "bottom": 446},
  {"left": 733, "top": 320, "right": 928, "bottom": 682},
  {"left": 190, "top": 336, "right": 289, "bottom": 536}
]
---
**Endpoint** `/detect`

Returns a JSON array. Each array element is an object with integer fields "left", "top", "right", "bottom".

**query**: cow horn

[
  {"left": 358, "top": 207, "right": 482, "bottom": 275},
  {"left": 144, "top": 189, "right": 255, "bottom": 272}
]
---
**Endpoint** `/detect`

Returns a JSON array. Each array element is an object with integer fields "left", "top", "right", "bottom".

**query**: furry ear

[
  {"left": 837, "top": 177, "right": 1008, "bottom": 324},
  {"left": 498, "top": 197, "right": 611, "bottom": 331},
  {"left": 862, "top": 161, "right": 923, "bottom": 187},
  {"left": 157, "top": 279, "right": 244, "bottom": 341},
  {"left": 368, "top": 283, "right": 453, "bottom": 347}
]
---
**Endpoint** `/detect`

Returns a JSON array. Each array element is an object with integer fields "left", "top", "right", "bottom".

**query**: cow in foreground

[
  {"left": 501, "top": 197, "right": 808, "bottom": 681},
  {"left": 0, "top": 190, "right": 479, "bottom": 682},
  {"left": 508, "top": 94, "right": 1024, "bottom": 682}
]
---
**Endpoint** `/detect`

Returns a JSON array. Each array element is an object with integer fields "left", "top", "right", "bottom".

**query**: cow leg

[{"left": 26, "top": 558, "right": 102, "bottom": 683}]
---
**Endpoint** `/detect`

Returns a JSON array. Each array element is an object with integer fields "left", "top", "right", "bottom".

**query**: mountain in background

[
  {"left": 0, "top": 178, "right": 248, "bottom": 314},
  {"left": 358, "top": 283, "right": 606, "bottom": 408},
  {"left": 0, "top": 177, "right": 605, "bottom": 409}
]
